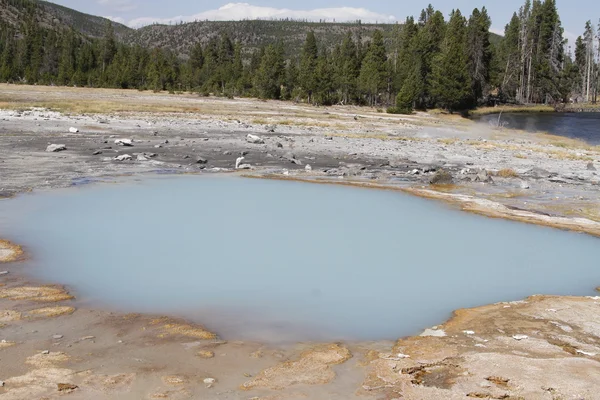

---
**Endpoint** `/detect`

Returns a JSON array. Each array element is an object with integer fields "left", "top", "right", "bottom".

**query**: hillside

[
  {"left": 124, "top": 20, "right": 401, "bottom": 58},
  {"left": 36, "top": 0, "right": 131, "bottom": 39},
  {"left": 0, "top": 0, "right": 131, "bottom": 39}
]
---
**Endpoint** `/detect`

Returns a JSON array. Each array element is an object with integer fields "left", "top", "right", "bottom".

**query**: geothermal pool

[{"left": 2, "top": 175, "right": 599, "bottom": 342}]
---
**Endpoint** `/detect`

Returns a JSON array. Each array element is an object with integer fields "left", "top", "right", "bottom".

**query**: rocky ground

[{"left": 1, "top": 84, "right": 600, "bottom": 399}]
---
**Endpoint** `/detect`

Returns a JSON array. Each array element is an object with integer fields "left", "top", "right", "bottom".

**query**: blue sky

[{"left": 53, "top": 0, "right": 596, "bottom": 44}]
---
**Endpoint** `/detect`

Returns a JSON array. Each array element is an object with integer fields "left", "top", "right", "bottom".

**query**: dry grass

[
  {"left": 241, "top": 344, "right": 352, "bottom": 390},
  {"left": 0, "top": 286, "right": 74, "bottom": 302},
  {"left": 470, "top": 104, "right": 555, "bottom": 116},
  {"left": 0, "top": 239, "right": 24, "bottom": 263},
  {"left": 0, "top": 340, "right": 17, "bottom": 349},
  {"left": 0, "top": 310, "right": 22, "bottom": 322},
  {"left": 438, "top": 138, "right": 460, "bottom": 145},
  {"left": 197, "top": 350, "right": 215, "bottom": 359},
  {"left": 496, "top": 168, "right": 520, "bottom": 178},
  {"left": 150, "top": 318, "right": 216, "bottom": 340},
  {"left": 26, "top": 306, "right": 76, "bottom": 318},
  {"left": 26, "top": 352, "right": 70, "bottom": 368}
]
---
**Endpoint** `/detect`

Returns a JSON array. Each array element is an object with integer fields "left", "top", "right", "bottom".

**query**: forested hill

[
  {"left": 0, "top": 0, "right": 597, "bottom": 112},
  {"left": 125, "top": 20, "right": 399, "bottom": 58},
  {"left": 0, "top": 0, "right": 131, "bottom": 39}
]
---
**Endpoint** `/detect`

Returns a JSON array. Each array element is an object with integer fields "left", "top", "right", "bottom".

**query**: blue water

[
  {"left": 1, "top": 175, "right": 599, "bottom": 342},
  {"left": 476, "top": 112, "right": 600, "bottom": 145}
]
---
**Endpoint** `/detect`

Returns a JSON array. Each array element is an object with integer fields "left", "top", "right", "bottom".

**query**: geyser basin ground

[{"left": 2, "top": 175, "right": 599, "bottom": 342}]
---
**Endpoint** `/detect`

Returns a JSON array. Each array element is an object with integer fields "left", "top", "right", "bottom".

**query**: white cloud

[
  {"left": 126, "top": 2, "right": 396, "bottom": 28},
  {"left": 97, "top": 0, "right": 138, "bottom": 13}
]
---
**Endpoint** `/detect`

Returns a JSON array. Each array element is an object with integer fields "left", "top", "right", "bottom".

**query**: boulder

[
  {"left": 430, "top": 169, "right": 454, "bottom": 185},
  {"left": 46, "top": 144, "right": 67, "bottom": 152},
  {"left": 115, "top": 139, "right": 133, "bottom": 147},
  {"left": 587, "top": 162, "right": 596, "bottom": 171},
  {"left": 68, "top": 127, "right": 79, "bottom": 133},
  {"left": 246, "top": 134, "right": 265, "bottom": 144},
  {"left": 114, "top": 154, "right": 132, "bottom": 161},
  {"left": 196, "top": 157, "right": 208, "bottom": 164}
]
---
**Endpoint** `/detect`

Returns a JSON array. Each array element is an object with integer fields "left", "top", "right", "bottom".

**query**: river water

[
  {"left": 476, "top": 112, "right": 600, "bottom": 145},
  {"left": 1, "top": 175, "right": 599, "bottom": 342}
]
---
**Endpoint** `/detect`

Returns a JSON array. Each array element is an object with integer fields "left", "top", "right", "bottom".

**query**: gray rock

[
  {"left": 53, "top": 335, "right": 64, "bottom": 339},
  {"left": 587, "top": 162, "right": 596, "bottom": 171},
  {"left": 114, "top": 154, "right": 132, "bottom": 161},
  {"left": 154, "top": 145, "right": 162, "bottom": 148},
  {"left": 430, "top": 170, "right": 454, "bottom": 185},
  {"left": 42, "top": 350, "right": 50, "bottom": 355},
  {"left": 0, "top": 381, "right": 4, "bottom": 387},
  {"left": 137, "top": 155, "right": 149, "bottom": 161},
  {"left": 69, "top": 127, "right": 79, "bottom": 133},
  {"left": 474, "top": 170, "right": 493, "bottom": 183},
  {"left": 115, "top": 139, "right": 133, "bottom": 147},
  {"left": 283, "top": 152, "right": 302, "bottom": 165},
  {"left": 92, "top": 150, "right": 102, "bottom": 155},
  {"left": 246, "top": 134, "right": 265, "bottom": 144},
  {"left": 305, "top": 164, "right": 312, "bottom": 171},
  {"left": 276, "top": 142, "right": 284, "bottom": 148},
  {"left": 196, "top": 157, "right": 208, "bottom": 164},
  {"left": 46, "top": 144, "right": 67, "bottom": 152},
  {"left": 223, "top": 150, "right": 231, "bottom": 155},
  {"left": 0, "top": 271, "right": 8, "bottom": 276},
  {"left": 520, "top": 181, "right": 531, "bottom": 189}
]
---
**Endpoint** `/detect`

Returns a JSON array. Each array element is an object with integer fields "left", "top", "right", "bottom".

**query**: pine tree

[
  {"left": 254, "top": 43, "right": 285, "bottom": 99},
  {"left": 299, "top": 31, "right": 318, "bottom": 103},
  {"left": 100, "top": 21, "right": 116, "bottom": 75},
  {"left": 431, "top": 9, "right": 472, "bottom": 111},
  {"left": 358, "top": 30, "right": 388, "bottom": 106},
  {"left": 467, "top": 7, "right": 492, "bottom": 104}
]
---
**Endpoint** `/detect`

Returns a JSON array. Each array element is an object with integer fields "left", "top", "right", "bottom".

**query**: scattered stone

[
  {"left": 46, "top": 144, "right": 67, "bottom": 152},
  {"left": 42, "top": 350, "right": 50, "bottom": 355},
  {"left": 420, "top": 328, "right": 447, "bottom": 337},
  {"left": 430, "top": 170, "right": 454, "bottom": 185},
  {"left": 136, "top": 155, "right": 148, "bottom": 161},
  {"left": 520, "top": 181, "right": 531, "bottom": 189},
  {"left": 154, "top": 144, "right": 162, "bottom": 148},
  {"left": 52, "top": 335, "right": 64, "bottom": 340},
  {"left": 0, "top": 271, "right": 8, "bottom": 276},
  {"left": 164, "top": 140, "right": 169, "bottom": 144},
  {"left": 204, "top": 378, "right": 216, "bottom": 385},
  {"left": 92, "top": 150, "right": 102, "bottom": 155},
  {"left": 305, "top": 164, "right": 312, "bottom": 171},
  {"left": 223, "top": 150, "right": 231, "bottom": 155},
  {"left": 68, "top": 127, "right": 79, "bottom": 133},
  {"left": 474, "top": 169, "right": 493, "bottom": 183},
  {"left": 115, "top": 139, "right": 133, "bottom": 147},
  {"left": 512, "top": 334, "right": 529, "bottom": 341},
  {"left": 283, "top": 152, "right": 302, "bottom": 165},
  {"left": 463, "top": 330, "right": 475, "bottom": 335},
  {"left": 196, "top": 157, "right": 208, "bottom": 164},
  {"left": 114, "top": 154, "right": 132, "bottom": 161},
  {"left": 587, "top": 162, "right": 596, "bottom": 171},
  {"left": 80, "top": 336, "right": 95, "bottom": 341},
  {"left": 276, "top": 142, "right": 283, "bottom": 148},
  {"left": 57, "top": 383, "right": 78, "bottom": 392},
  {"left": 0, "top": 381, "right": 4, "bottom": 387},
  {"left": 246, "top": 134, "right": 265, "bottom": 144},
  {"left": 576, "top": 350, "right": 597, "bottom": 357}
]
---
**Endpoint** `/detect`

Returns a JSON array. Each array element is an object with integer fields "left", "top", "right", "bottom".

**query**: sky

[{"left": 51, "top": 0, "right": 598, "bottom": 46}]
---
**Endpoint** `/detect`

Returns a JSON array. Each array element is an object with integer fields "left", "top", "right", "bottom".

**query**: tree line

[{"left": 1, "top": 0, "right": 599, "bottom": 113}]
